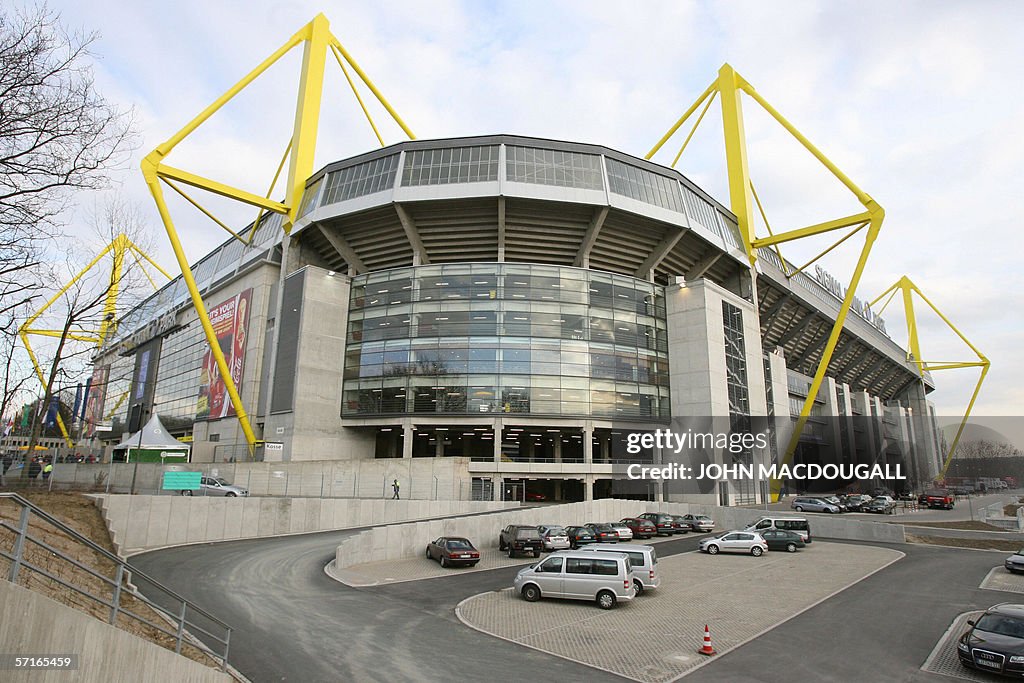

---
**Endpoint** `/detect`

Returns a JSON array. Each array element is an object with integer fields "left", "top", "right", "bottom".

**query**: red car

[
  {"left": 425, "top": 537, "right": 480, "bottom": 568},
  {"left": 619, "top": 517, "right": 657, "bottom": 539},
  {"left": 524, "top": 492, "right": 547, "bottom": 502}
]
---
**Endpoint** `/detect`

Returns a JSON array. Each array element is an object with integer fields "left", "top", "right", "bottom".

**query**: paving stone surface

[
  {"left": 456, "top": 542, "right": 902, "bottom": 682},
  {"left": 980, "top": 567, "right": 1024, "bottom": 594},
  {"left": 921, "top": 611, "right": 1005, "bottom": 682}
]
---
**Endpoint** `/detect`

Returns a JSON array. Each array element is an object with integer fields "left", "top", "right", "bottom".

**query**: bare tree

[{"left": 0, "top": 4, "right": 135, "bottom": 338}]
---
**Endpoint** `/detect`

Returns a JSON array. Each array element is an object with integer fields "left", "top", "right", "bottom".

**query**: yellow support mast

[
  {"left": 19, "top": 234, "right": 171, "bottom": 447},
  {"left": 869, "top": 276, "right": 989, "bottom": 479},
  {"left": 648, "top": 63, "right": 885, "bottom": 501},
  {"left": 141, "top": 13, "right": 414, "bottom": 456}
]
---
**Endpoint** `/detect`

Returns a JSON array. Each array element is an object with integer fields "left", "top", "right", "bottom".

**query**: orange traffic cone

[{"left": 698, "top": 624, "right": 716, "bottom": 656}]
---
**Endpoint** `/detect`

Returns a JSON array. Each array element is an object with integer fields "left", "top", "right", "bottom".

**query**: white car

[
  {"left": 873, "top": 495, "right": 896, "bottom": 506},
  {"left": 610, "top": 522, "right": 634, "bottom": 542},
  {"left": 180, "top": 476, "right": 249, "bottom": 497},
  {"left": 698, "top": 530, "right": 768, "bottom": 556},
  {"left": 537, "top": 525, "right": 572, "bottom": 551}
]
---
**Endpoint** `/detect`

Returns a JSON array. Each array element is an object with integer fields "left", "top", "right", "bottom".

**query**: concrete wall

[
  {"left": 96, "top": 494, "right": 518, "bottom": 556},
  {"left": 0, "top": 580, "right": 229, "bottom": 683},
  {"left": 334, "top": 499, "right": 906, "bottom": 568},
  {"left": 53, "top": 456, "right": 477, "bottom": 501}
]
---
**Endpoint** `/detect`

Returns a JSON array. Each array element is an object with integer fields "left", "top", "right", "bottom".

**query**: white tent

[{"left": 113, "top": 413, "right": 190, "bottom": 460}]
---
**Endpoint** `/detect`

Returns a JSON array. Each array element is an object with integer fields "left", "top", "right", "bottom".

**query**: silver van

[
  {"left": 513, "top": 549, "right": 635, "bottom": 609},
  {"left": 580, "top": 543, "right": 659, "bottom": 595},
  {"left": 744, "top": 516, "right": 812, "bottom": 543}
]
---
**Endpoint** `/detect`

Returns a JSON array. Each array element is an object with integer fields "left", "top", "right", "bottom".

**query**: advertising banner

[
  {"left": 83, "top": 365, "right": 109, "bottom": 438},
  {"left": 196, "top": 288, "right": 253, "bottom": 420}
]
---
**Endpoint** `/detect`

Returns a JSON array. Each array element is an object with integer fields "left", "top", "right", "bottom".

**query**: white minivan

[
  {"left": 744, "top": 516, "right": 812, "bottom": 543},
  {"left": 580, "top": 543, "right": 660, "bottom": 595},
  {"left": 513, "top": 549, "right": 635, "bottom": 609}
]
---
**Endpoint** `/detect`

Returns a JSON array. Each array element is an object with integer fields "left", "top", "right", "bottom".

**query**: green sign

[{"left": 162, "top": 471, "right": 201, "bottom": 490}]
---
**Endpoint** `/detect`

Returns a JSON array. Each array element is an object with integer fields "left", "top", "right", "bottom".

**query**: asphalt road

[{"left": 131, "top": 527, "right": 1020, "bottom": 683}]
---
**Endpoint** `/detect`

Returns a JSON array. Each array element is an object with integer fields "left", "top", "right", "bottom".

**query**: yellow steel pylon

[
  {"left": 140, "top": 13, "right": 415, "bottom": 456},
  {"left": 647, "top": 64, "right": 885, "bottom": 501},
  {"left": 18, "top": 234, "right": 171, "bottom": 447},
  {"left": 869, "top": 276, "right": 989, "bottom": 479}
]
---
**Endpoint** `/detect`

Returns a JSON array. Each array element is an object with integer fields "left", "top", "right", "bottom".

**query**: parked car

[
  {"left": 822, "top": 495, "right": 848, "bottom": 512},
  {"left": 565, "top": 526, "right": 596, "bottom": 548},
  {"left": 698, "top": 531, "right": 768, "bottom": 556},
  {"left": 668, "top": 515, "right": 692, "bottom": 534},
  {"left": 958, "top": 603, "right": 1024, "bottom": 675},
  {"left": 868, "top": 487, "right": 893, "bottom": 498},
  {"left": 499, "top": 525, "right": 544, "bottom": 557},
  {"left": 524, "top": 491, "right": 547, "bottom": 502},
  {"left": 1005, "top": 548, "right": 1024, "bottom": 574},
  {"left": 609, "top": 522, "right": 634, "bottom": 542},
  {"left": 759, "top": 529, "right": 806, "bottom": 553},
  {"left": 681, "top": 514, "right": 715, "bottom": 532},
  {"left": 861, "top": 499, "right": 895, "bottom": 514},
  {"left": 790, "top": 497, "right": 840, "bottom": 514},
  {"left": 425, "top": 537, "right": 480, "bottom": 567},
  {"left": 581, "top": 543, "right": 660, "bottom": 595},
  {"left": 180, "top": 476, "right": 249, "bottom": 497},
  {"left": 841, "top": 494, "right": 871, "bottom": 512},
  {"left": 873, "top": 495, "right": 897, "bottom": 506},
  {"left": 638, "top": 512, "right": 677, "bottom": 536},
  {"left": 619, "top": 517, "right": 657, "bottom": 539},
  {"left": 514, "top": 549, "right": 635, "bottom": 610},
  {"left": 584, "top": 523, "right": 620, "bottom": 543},
  {"left": 745, "top": 517, "right": 812, "bottom": 544},
  {"left": 537, "top": 525, "right": 572, "bottom": 551}
]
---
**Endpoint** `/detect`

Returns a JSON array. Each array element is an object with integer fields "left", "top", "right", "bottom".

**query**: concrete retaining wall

[
  {"left": 0, "top": 580, "right": 230, "bottom": 682},
  {"left": 53, "top": 457, "right": 477, "bottom": 500},
  {"left": 335, "top": 500, "right": 906, "bottom": 569},
  {"left": 96, "top": 495, "right": 518, "bottom": 556}
]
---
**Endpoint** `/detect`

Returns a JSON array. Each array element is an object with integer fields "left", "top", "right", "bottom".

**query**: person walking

[
  {"left": 391, "top": 479, "right": 400, "bottom": 500},
  {"left": 42, "top": 460, "right": 53, "bottom": 480}
]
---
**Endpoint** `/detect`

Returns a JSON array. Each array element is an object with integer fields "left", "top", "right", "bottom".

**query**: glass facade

[
  {"left": 151, "top": 323, "right": 207, "bottom": 434},
  {"left": 321, "top": 154, "right": 399, "bottom": 205},
  {"left": 401, "top": 145, "right": 499, "bottom": 186},
  {"left": 606, "top": 158, "right": 684, "bottom": 213},
  {"left": 506, "top": 146, "right": 604, "bottom": 190},
  {"left": 344, "top": 263, "right": 670, "bottom": 419}
]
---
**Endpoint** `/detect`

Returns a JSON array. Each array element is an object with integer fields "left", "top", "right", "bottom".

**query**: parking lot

[
  {"left": 330, "top": 532, "right": 692, "bottom": 587},
  {"left": 456, "top": 541, "right": 902, "bottom": 683}
]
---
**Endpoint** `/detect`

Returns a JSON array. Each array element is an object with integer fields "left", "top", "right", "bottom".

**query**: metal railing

[{"left": 0, "top": 493, "right": 232, "bottom": 671}]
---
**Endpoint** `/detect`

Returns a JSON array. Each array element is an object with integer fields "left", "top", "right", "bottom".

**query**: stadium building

[{"left": 87, "top": 134, "right": 943, "bottom": 504}]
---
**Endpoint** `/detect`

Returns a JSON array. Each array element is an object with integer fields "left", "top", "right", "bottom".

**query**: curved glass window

[{"left": 344, "top": 264, "right": 669, "bottom": 419}]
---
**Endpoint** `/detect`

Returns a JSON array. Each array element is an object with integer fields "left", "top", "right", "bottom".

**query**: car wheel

[
  {"left": 596, "top": 590, "right": 616, "bottom": 610},
  {"left": 499, "top": 540, "right": 505, "bottom": 551},
  {"left": 425, "top": 547, "right": 431, "bottom": 559},
  {"left": 706, "top": 544, "right": 720, "bottom": 555},
  {"left": 226, "top": 492, "right": 237, "bottom": 497},
  {"left": 824, "top": 508, "right": 833, "bottom": 513},
  {"left": 786, "top": 543, "right": 797, "bottom": 553},
  {"left": 533, "top": 550, "right": 540, "bottom": 558},
  {"left": 794, "top": 505, "right": 804, "bottom": 512},
  {"left": 508, "top": 547, "right": 515, "bottom": 558},
  {"left": 180, "top": 490, "right": 192, "bottom": 496},
  {"left": 633, "top": 579, "right": 644, "bottom": 596},
  {"left": 440, "top": 556, "right": 448, "bottom": 568},
  {"left": 522, "top": 584, "right": 541, "bottom": 602},
  {"left": 751, "top": 546, "right": 764, "bottom": 557}
]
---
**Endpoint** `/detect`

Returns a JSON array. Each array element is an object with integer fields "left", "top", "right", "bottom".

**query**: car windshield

[
  {"left": 1016, "top": 548, "right": 1024, "bottom": 556},
  {"left": 213, "top": 477, "right": 229, "bottom": 485},
  {"left": 544, "top": 527, "right": 567, "bottom": 536},
  {"left": 446, "top": 540, "right": 472, "bottom": 549},
  {"left": 975, "top": 614, "right": 1024, "bottom": 638},
  {"left": 696, "top": 516, "right": 710, "bottom": 521},
  {"left": 516, "top": 528, "right": 541, "bottom": 539}
]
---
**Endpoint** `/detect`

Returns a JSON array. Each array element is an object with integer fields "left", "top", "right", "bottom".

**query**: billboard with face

[
  {"left": 83, "top": 365, "right": 109, "bottom": 438},
  {"left": 196, "top": 288, "right": 253, "bottom": 420}
]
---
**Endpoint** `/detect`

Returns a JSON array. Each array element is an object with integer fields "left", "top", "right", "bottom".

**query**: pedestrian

[
  {"left": 1, "top": 453, "right": 11, "bottom": 475},
  {"left": 28, "top": 458, "right": 41, "bottom": 480},
  {"left": 42, "top": 461, "right": 53, "bottom": 480},
  {"left": 391, "top": 478, "right": 400, "bottom": 500}
]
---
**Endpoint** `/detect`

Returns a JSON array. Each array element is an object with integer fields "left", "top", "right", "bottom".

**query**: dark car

[
  {"left": 565, "top": 525, "right": 596, "bottom": 548},
  {"left": 620, "top": 517, "right": 657, "bottom": 539},
  {"left": 861, "top": 499, "right": 894, "bottom": 514},
  {"left": 958, "top": 603, "right": 1024, "bottom": 675},
  {"left": 425, "top": 537, "right": 480, "bottom": 568},
  {"left": 498, "top": 525, "right": 543, "bottom": 558},
  {"left": 822, "top": 495, "right": 848, "bottom": 512},
  {"left": 584, "top": 523, "right": 620, "bottom": 543},
  {"left": 759, "top": 529, "right": 806, "bottom": 553},
  {"left": 868, "top": 487, "right": 893, "bottom": 498},
  {"left": 638, "top": 512, "right": 677, "bottom": 536},
  {"left": 841, "top": 494, "right": 870, "bottom": 512},
  {"left": 668, "top": 515, "right": 692, "bottom": 534},
  {"left": 1006, "top": 548, "right": 1024, "bottom": 574}
]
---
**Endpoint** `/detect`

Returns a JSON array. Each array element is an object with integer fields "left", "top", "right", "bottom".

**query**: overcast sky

[{"left": 45, "top": 0, "right": 1024, "bottom": 419}]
